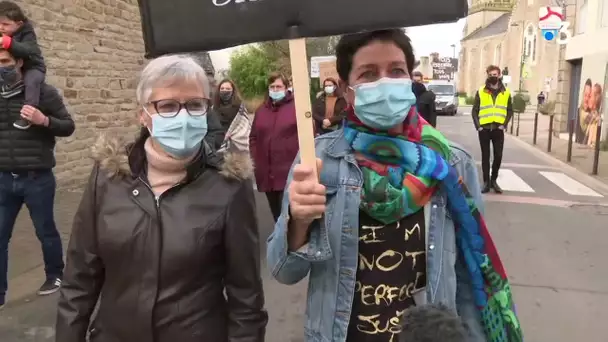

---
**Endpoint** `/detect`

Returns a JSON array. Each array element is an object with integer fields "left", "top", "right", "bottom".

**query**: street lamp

[
  {"left": 449, "top": 44, "right": 457, "bottom": 81},
  {"left": 510, "top": 21, "right": 527, "bottom": 93}
]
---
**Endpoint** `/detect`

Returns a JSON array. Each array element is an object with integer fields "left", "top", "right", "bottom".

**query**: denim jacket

[{"left": 267, "top": 130, "right": 487, "bottom": 342}]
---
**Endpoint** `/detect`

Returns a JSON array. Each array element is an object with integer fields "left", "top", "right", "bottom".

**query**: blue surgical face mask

[
  {"left": 352, "top": 77, "right": 417, "bottom": 130},
  {"left": 146, "top": 108, "right": 208, "bottom": 158},
  {"left": 269, "top": 90, "right": 286, "bottom": 101}
]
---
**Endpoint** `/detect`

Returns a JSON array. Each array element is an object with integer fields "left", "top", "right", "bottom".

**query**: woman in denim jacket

[{"left": 267, "top": 30, "right": 522, "bottom": 342}]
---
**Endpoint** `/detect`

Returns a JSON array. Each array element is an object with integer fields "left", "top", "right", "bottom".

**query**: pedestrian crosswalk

[
  {"left": 496, "top": 169, "right": 535, "bottom": 193},
  {"left": 538, "top": 171, "right": 603, "bottom": 197},
  {"left": 253, "top": 169, "right": 604, "bottom": 198},
  {"left": 492, "top": 168, "right": 603, "bottom": 197}
]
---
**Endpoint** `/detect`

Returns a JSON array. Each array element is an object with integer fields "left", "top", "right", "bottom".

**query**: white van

[{"left": 427, "top": 81, "right": 458, "bottom": 116}]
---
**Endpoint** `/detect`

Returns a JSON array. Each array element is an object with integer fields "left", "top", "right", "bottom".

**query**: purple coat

[{"left": 249, "top": 93, "right": 299, "bottom": 192}]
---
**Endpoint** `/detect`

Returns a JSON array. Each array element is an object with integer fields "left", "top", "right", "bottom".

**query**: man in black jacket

[
  {"left": 471, "top": 65, "right": 513, "bottom": 194},
  {"left": 0, "top": 47, "right": 74, "bottom": 309},
  {"left": 412, "top": 81, "right": 437, "bottom": 127}
]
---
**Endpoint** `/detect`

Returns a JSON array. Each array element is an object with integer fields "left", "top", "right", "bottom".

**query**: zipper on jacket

[{"left": 136, "top": 176, "right": 183, "bottom": 340}]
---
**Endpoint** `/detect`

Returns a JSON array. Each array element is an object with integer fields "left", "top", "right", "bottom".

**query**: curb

[{"left": 506, "top": 133, "right": 608, "bottom": 195}]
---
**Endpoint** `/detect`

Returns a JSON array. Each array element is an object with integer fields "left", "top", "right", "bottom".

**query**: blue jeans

[{"left": 0, "top": 170, "right": 64, "bottom": 303}]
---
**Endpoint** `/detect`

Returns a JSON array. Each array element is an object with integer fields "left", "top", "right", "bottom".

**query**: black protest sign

[
  {"left": 431, "top": 57, "right": 458, "bottom": 81},
  {"left": 138, "top": 0, "right": 468, "bottom": 58}
]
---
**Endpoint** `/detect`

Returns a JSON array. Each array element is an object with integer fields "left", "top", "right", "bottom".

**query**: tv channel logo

[{"left": 538, "top": 6, "right": 571, "bottom": 44}]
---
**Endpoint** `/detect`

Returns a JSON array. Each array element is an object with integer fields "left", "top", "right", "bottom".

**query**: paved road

[
  {"left": 439, "top": 111, "right": 608, "bottom": 341},
  {"left": 2, "top": 112, "right": 608, "bottom": 341}
]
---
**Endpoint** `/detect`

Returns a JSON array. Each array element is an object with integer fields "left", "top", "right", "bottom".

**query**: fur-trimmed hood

[{"left": 91, "top": 134, "right": 253, "bottom": 181}]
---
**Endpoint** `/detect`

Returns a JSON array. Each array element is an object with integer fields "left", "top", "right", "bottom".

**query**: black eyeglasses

[{"left": 148, "top": 98, "right": 209, "bottom": 118}]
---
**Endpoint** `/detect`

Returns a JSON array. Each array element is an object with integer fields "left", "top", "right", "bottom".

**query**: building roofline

[{"left": 461, "top": 12, "right": 512, "bottom": 42}]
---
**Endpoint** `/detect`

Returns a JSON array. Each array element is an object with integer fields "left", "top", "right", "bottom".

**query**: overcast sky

[
  {"left": 408, "top": 19, "right": 466, "bottom": 58},
  {"left": 208, "top": 19, "right": 466, "bottom": 72}
]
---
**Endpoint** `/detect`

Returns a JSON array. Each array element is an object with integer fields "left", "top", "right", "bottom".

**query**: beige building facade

[
  {"left": 562, "top": 0, "right": 608, "bottom": 143},
  {"left": 459, "top": 0, "right": 561, "bottom": 106},
  {"left": 460, "top": 0, "right": 608, "bottom": 144}
]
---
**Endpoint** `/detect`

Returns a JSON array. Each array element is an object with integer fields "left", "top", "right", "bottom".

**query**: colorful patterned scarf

[{"left": 343, "top": 108, "right": 523, "bottom": 342}]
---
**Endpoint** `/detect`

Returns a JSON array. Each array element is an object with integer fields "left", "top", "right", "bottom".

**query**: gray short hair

[{"left": 136, "top": 54, "right": 210, "bottom": 104}]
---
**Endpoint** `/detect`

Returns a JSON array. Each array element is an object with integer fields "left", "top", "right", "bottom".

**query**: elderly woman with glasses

[{"left": 55, "top": 54, "right": 268, "bottom": 342}]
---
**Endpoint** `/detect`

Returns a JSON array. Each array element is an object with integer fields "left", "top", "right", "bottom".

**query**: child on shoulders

[{"left": 0, "top": 1, "right": 46, "bottom": 130}]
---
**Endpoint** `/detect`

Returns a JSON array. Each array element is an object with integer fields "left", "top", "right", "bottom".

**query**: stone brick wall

[
  {"left": 16, "top": 0, "right": 215, "bottom": 190},
  {"left": 17, "top": 0, "right": 144, "bottom": 189}
]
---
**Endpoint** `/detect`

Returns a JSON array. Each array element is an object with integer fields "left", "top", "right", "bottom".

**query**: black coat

[
  {"left": 412, "top": 82, "right": 436, "bottom": 127},
  {"left": 205, "top": 109, "right": 225, "bottom": 151},
  {"left": 5, "top": 21, "right": 46, "bottom": 73},
  {"left": 0, "top": 83, "right": 74, "bottom": 171}
]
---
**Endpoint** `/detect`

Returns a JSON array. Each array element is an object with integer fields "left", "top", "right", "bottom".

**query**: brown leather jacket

[{"left": 56, "top": 132, "right": 268, "bottom": 342}]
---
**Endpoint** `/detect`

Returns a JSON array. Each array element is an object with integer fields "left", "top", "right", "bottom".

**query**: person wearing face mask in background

[
  {"left": 249, "top": 72, "right": 298, "bottom": 222},
  {"left": 267, "top": 30, "right": 522, "bottom": 342},
  {"left": 412, "top": 70, "right": 424, "bottom": 83},
  {"left": 472, "top": 64, "right": 513, "bottom": 194},
  {"left": 56, "top": 55, "right": 267, "bottom": 342},
  {"left": 411, "top": 80, "right": 437, "bottom": 127},
  {"left": 212, "top": 79, "right": 252, "bottom": 153},
  {"left": 213, "top": 79, "right": 243, "bottom": 134},
  {"left": 0, "top": 46, "right": 74, "bottom": 310},
  {"left": 312, "top": 77, "right": 347, "bottom": 135}
]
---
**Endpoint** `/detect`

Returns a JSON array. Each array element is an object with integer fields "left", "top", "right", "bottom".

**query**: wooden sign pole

[{"left": 288, "top": 38, "right": 318, "bottom": 180}]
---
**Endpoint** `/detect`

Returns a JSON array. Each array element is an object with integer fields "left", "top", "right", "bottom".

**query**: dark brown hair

[
  {"left": 322, "top": 77, "right": 342, "bottom": 97},
  {"left": 212, "top": 78, "right": 242, "bottom": 107},
  {"left": 486, "top": 65, "right": 501, "bottom": 74},
  {"left": 265, "top": 72, "right": 290, "bottom": 101},
  {"left": 268, "top": 72, "right": 290, "bottom": 88},
  {"left": 336, "top": 29, "right": 415, "bottom": 83},
  {"left": 0, "top": 1, "right": 27, "bottom": 22}
]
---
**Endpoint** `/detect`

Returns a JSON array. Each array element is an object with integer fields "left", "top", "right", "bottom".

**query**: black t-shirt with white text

[{"left": 346, "top": 209, "right": 427, "bottom": 342}]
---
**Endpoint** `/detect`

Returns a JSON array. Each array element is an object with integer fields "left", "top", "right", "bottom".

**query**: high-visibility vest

[{"left": 478, "top": 86, "right": 510, "bottom": 125}]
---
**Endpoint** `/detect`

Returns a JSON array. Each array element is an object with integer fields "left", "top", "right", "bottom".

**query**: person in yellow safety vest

[{"left": 471, "top": 64, "right": 513, "bottom": 194}]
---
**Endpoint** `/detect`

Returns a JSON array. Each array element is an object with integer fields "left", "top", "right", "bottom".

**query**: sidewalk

[
  {"left": 509, "top": 112, "right": 608, "bottom": 184},
  {"left": 5, "top": 190, "right": 82, "bottom": 304}
]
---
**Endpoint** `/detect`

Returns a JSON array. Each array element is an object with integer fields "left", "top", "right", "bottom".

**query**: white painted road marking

[
  {"left": 539, "top": 171, "right": 603, "bottom": 197},
  {"left": 475, "top": 162, "right": 560, "bottom": 170},
  {"left": 495, "top": 169, "right": 535, "bottom": 193}
]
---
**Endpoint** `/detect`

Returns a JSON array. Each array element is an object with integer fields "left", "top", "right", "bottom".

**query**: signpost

[
  {"left": 431, "top": 56, "right": 458, "bottom": 81},
  {"left": 317, "top": 60, "right": 339, "bottom": 87},
  {"left": 137, "top": 0, "right": 468, "bottom": 174},
  {"left": 310, "top": 56, "right": 336, "bottom": 78}
]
